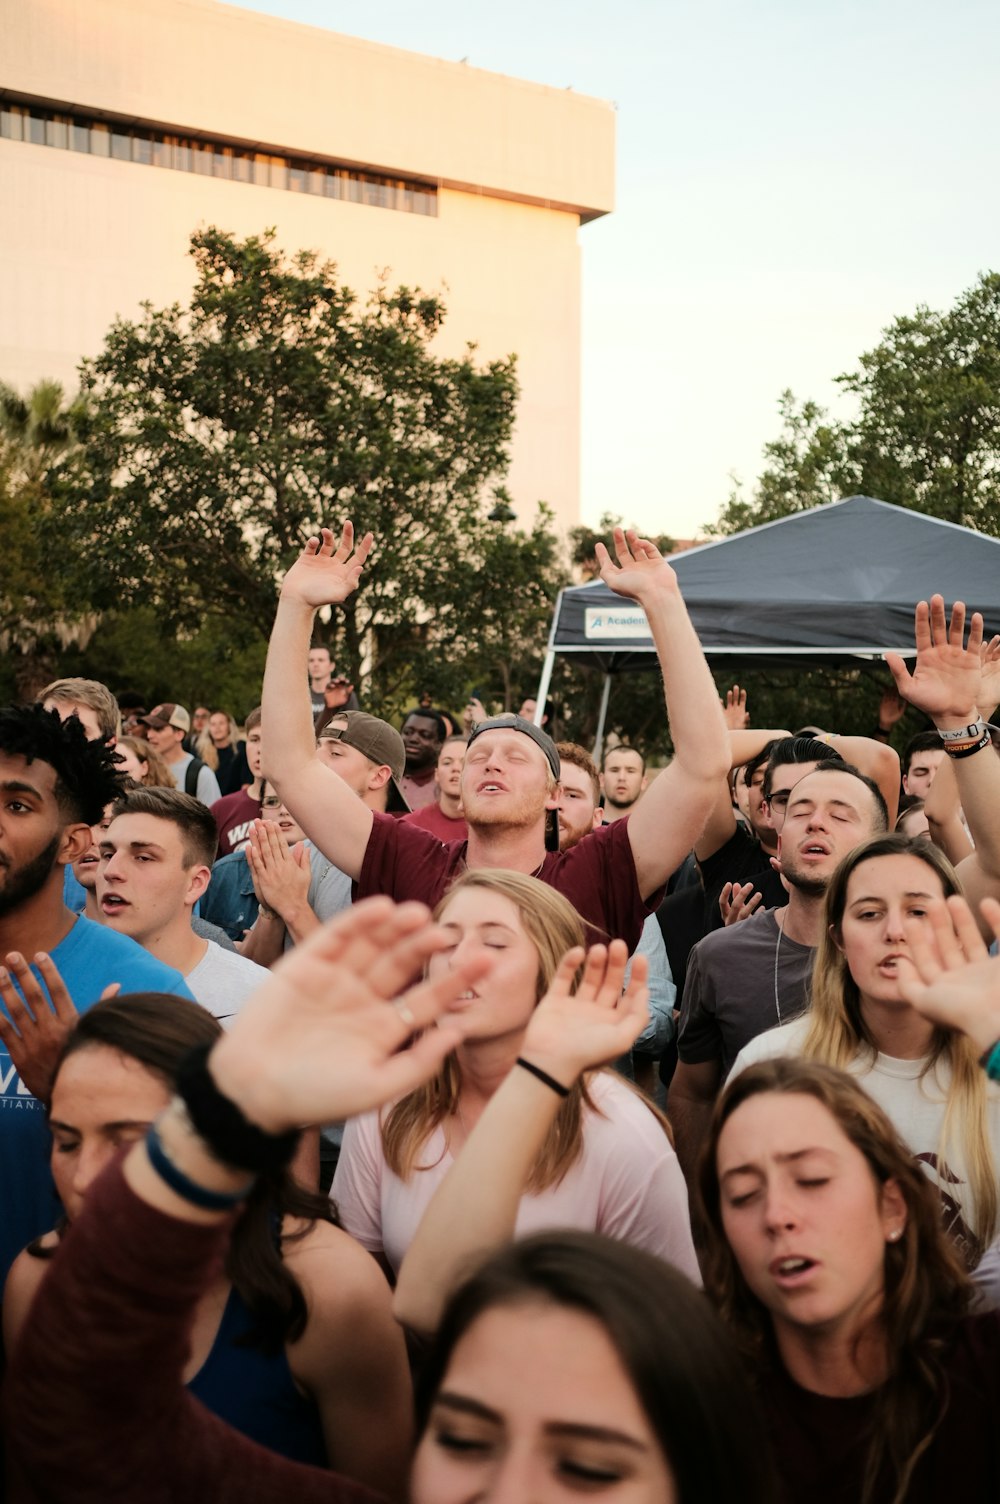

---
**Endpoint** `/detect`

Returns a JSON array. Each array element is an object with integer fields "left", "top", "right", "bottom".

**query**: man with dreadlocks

[{"left": 0, "top": 706, "right": 193, "bottom": 1282}]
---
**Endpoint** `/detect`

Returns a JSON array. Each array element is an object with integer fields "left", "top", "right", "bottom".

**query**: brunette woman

[{"left": 3, "top": 993, "right": 412, "bottom": 1500}]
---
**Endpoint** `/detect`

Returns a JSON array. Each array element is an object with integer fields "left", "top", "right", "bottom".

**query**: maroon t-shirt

[
  {"left": 761, "top": 1315, "right": 1000, "bottom": 1502},
  {"left": 400, "top": 803, "right": 469, "bottom": 843},
  {"left": 357, "top": 811, "right": 659, "bottom": 951},
  {"left": 211, "top": 790, "right": 262, "bottom": 856}
]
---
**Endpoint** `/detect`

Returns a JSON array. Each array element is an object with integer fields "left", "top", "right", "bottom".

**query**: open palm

[
  {"left": 885, "top": 595, "right": 983, "bottom": 721},
  {"left": 209, "top": 899, "right": 492, "bottom": 1131},
  {"left": 521, "top": 941, "right": 649, "bottom": 1084},
  {"left": 279, "top": 522, "right": 373, "bottom": 609},
  {"left": 595, "top": 527, "right": 679, "bottom": 604}
]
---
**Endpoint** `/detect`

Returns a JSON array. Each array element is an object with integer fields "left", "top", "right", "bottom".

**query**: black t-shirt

[
  {"left": 699, "top": 824, "right": 786, "bottom": 934},
  {"left": 762, "top": 1313, "right": 1000, "bottom": 1503}
]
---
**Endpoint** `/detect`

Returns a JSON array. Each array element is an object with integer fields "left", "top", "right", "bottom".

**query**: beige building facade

[{"left": 0, "top": 0, "right": 614, "bottom": 531}]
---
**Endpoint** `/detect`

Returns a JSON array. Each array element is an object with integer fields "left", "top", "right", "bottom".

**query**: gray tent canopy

[{"left": 534, "top": 495, "right": 1000, "bottom": 753}]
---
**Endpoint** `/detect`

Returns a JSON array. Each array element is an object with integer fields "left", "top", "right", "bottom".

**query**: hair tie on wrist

[
  {"left": 516, "top": 1057, "right": 571, "bottom": 1098},
  {"left": 175, "top": 1045, "right": 300, "bottom": 1174},
  {"left": 146, "top": 1122, "right": 255, "bottom": 1210}
]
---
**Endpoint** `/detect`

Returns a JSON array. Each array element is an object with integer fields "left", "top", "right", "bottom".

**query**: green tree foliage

[
  {"left": 0, "top": 381, "right": 95, "bottom": 695},
  {"left": 56, "top": 226, "right": 565, "bottom": 712},
  {"left": 712, "top": 271, "right": 1000, "bottom": 537}
]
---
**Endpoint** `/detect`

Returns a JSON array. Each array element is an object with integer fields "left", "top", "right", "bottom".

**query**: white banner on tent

[{"left": 584, "top": 606, "right": 651, "bottom": 640}]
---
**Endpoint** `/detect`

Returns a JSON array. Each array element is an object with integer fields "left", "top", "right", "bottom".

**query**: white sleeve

[{"left": 330, "top": 1112, "right": 386, "bottom": 1254}]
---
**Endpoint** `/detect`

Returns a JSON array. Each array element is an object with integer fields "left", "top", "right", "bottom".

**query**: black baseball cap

[{"left": 466, "top": 714, "right": 560, "bottom": 780}]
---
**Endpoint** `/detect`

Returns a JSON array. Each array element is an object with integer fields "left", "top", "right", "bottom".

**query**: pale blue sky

[{"left": 235, "top": 0, "right": 1000, "bottom": 538}]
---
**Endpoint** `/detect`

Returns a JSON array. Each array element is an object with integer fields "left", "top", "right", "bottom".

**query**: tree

[
  {"left": 0, "top": 381, "right": 95, "bottom": 696},
  {"left": 56, "top": 226, "right": 564, "bottom": 710},
  {"left": 710, "top": 271, "right": 1000, "bottom": 537}
]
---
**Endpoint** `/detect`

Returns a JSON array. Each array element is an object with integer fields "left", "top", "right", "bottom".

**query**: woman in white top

[
  {"left": 332, "top": 868, "right": 699, "bottom": 1293},
  {"left": 731, "top": 832, "right": 1000, "bottom": 1268}
]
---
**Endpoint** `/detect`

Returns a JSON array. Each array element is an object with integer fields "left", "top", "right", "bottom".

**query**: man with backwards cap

[{"left": 262, "top": 522, "right": 730, "bottom": 952}]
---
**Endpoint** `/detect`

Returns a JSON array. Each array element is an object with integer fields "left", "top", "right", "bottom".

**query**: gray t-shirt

[
  {"left": 281, "top": 843, "right": 352, "bottom": 952},
  {"left": 677, "top": 908, "right": 813, "bottom": 1078},
  {"left": 185, "top": 940, "right": 269, "bottom": 1027},
  {"left": 168, "top": 751, "right": 222, "bottom": 807}
]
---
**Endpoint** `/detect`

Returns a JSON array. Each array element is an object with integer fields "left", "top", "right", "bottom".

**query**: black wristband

[
  {"left": 516, "top": 1056, "right": 571, "bottom": 1098},
  {"left": 175, "top": 1044, "right": 299, "bottom": 1174},
  {"left": 944, "top": 731, "right": 992, "bottom": 760}
]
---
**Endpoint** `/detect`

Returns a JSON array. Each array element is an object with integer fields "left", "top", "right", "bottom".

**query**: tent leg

[
  {"left": 592, "top": 673, "right": 612, "bottom": 764},
  {"left": 532, "top": 651, "right": 555, "bottom": 725}
]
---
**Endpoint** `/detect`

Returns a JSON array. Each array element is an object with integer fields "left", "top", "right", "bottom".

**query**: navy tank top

[{"left": 187, "top": 1284, "right": 328, "bottom": 1467}]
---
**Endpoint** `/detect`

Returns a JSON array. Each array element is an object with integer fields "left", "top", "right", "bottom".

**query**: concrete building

[{"left": 0, "top": 0, "right": 614, "bottom": 530}]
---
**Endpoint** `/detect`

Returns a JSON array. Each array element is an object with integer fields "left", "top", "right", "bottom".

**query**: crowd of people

[{"left": 2, "top": 522, "right": 1000, "bottom": 1501}]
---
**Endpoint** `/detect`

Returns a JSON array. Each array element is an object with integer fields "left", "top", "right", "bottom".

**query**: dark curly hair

[{"left": 0, "top": 705, "right": 125, "bottom": 825}]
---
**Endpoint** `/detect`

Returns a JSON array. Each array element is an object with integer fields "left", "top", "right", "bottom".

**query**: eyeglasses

[
  {"left": 764, "top": 789, "right": 791, "bottom": 811},
  {"left": 261, "top": 798, "right": 282, "bottom": 812}
]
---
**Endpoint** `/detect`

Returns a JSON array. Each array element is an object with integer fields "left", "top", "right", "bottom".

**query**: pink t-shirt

[
  {"left": 357, "top": 810, "right": 657, "bottom": 952},
  {"left": 330, "top": 1072, "right": 700, "bottom": 1283}
]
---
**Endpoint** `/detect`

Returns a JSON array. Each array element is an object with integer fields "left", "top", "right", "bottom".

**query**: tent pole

[
  {"left": 532, "top": 651, "right": 555, "bottom": 726},
  {"left": 592, "top": 673, "right": 612, "bottom": 763}
]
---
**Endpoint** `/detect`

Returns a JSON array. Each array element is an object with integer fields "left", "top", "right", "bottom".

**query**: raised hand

[
  {"left": 208, "top": 898, "right": 493, "bottom": 1132},
  {"left": 595, "top": 527, "right": 679, "bottom": 605},
  {"left": 518, "top": 941, "right": 649, "bottom": 1088},
  {"left": 279, "top": 522, "right": 373, "bottom": 610},
  {"left": 720, "top": 880, "right": 762, "bottom": 926},
  {"left": 979, "top": 635, "right": 1000, "bottom": 722},
  {"left": 877, "top": 686, "right": 907, "bottom": 731},
  {"left": 722, "top": 684, "right": 750, "bottom": 730},
  {"left": 885, "top": 596, "right": 984, "bottom": 726},
  {"left": 0, "top": 953, "right": 104, "bottom": 1101},
  {"left": 896, "top": 894, "right": 1000, "bottom": 1057}
]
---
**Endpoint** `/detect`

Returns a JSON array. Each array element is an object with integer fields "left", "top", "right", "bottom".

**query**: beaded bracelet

[{"left": 979, "top": 1040, "right": 1000, "bottom": 1083}]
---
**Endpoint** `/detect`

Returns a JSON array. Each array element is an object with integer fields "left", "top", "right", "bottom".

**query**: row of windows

[{"left": 0, "top": 98, "right": 438, "bottom": 216}]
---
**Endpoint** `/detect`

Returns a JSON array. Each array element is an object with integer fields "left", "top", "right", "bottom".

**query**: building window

[{"left": 0, "top": 92, "right": 438, "bottom": 217}]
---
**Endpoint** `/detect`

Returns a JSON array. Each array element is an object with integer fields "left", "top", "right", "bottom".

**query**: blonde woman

[
  {"left": 331, "top": 869, "right": 699, "bottom": 1290},
  {"left": 731, "top": 832, "right": 1000, "bottom": 1268},
  {"left": 114, "top": 734, "right": 176, "bottom": 789}
]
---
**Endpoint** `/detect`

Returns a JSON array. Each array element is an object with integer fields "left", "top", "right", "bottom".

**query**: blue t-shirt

[{"left": 0, "top": 916, "right": 193, "bottom": 1287}]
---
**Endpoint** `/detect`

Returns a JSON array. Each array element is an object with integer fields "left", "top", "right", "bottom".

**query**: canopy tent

[{"left": 534, "top": 495, "right": 1000, "bottom": 754}]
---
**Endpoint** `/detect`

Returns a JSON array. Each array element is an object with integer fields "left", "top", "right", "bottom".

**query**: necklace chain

[{"left": 773, "top": 909, "right": 786, "bottom": 1027}]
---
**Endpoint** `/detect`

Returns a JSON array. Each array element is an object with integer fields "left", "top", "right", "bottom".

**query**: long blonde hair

[
  {"left": 382, "top": 869, "right": 594, "bottom": 1192},
  {"left": 804, "top": 832, "right": 998, "bottom": 1259}
]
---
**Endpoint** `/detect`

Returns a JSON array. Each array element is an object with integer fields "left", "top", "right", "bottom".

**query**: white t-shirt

[
  {"left": 185, "top": 941, "right": 268, "bottom": 1028},
  {"left": 731, "top": 1016, "right": 1000, "bottom": 1252},
  {"left": 331, "top": 1071, "right": 700, "bottom": 1282}
]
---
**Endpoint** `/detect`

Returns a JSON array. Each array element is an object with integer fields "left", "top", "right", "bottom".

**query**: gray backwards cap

[{"left": 466, "top": 714, "right": 560, "bottom": 780}]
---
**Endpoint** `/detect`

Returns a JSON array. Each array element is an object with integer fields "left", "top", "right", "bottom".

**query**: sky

[{"left": 235, "top": 0, "right": 1000, "bottom": 540}]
